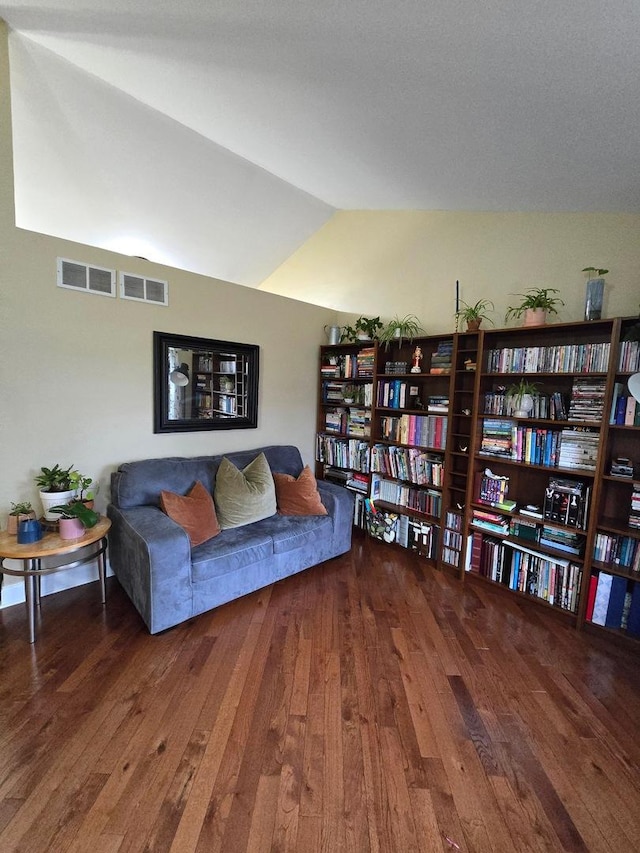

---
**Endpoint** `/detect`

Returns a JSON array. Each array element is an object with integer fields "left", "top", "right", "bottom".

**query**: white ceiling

[{"left": 2, "top": 1, "right": 639, "bottom": 286}]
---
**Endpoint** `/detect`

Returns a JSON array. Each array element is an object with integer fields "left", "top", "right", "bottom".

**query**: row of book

[
  {"left": 586, "top": 571, "right": 640, "bottom": 634},
  {"left": 618, "top": 339, "right": 640, "bottom": 372},
  {"left": 485, "top": 342, "right": 611, "bottom": 375},
  {"left": 593, "top": 532, "right": 640, "bottom": 570},
  {"left": 370, "top": 474, "right": 442, "bottom": 518},
  {"left": 479, "top": 419, "right": 600, "bottom": 471},
  {"left": 468, "top": 533, "right": 582, "bottom": 612},
  {"left": 324, "top": 407, "right": 371, "bottom": 437},
  {"left": 609, "top": 382, "right": 640, "bottom": 425},
  {"left": 370, "top": 444, "right": 444, "bottom": 486},
  {"left": 357, "top": 347, "right": 376, "bottom": 378},
  {"left": 315, "top": 436, "right": 370, "bottom": 472},
  {"left": 323, "top": 381, "right": 373, "bottom": 406},
  {"left": 376, "top": 379, "right": 422, "bottom": 409},
  {"left": 320, "top": 348, "right": 375, "bottom": 379},
  {"left": 380, "top": 414, "right": 448, "bottom": 449},
  {"left": 442, "top": 506, "right": 463, "bottom": 566},
  {"left": 482, "top": 390, "right": 567, "bottom": 420}
]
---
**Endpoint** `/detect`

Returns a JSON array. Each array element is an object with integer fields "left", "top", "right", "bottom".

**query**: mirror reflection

[{"left": 154, "top": 332, "right": 259, "bottom": 433}]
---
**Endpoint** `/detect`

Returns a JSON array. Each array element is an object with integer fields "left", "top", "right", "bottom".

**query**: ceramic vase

[{"left": 58, "top": 517, "right": 85, "bottom": 539}]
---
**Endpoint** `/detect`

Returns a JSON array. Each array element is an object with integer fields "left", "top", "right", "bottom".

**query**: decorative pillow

[
  {"left": 160, "top": 480, "right": 220, "bottom": 546},
  {"left": 273, "top": 466, "right": 328, "bottom": 516},
  {"left": 214, "top": 452, "right": 277, "bottom": 529}
]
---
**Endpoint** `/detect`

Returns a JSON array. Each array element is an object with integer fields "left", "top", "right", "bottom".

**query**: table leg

[
  {"left": 35, "top": 560, "right": 42, "bottom": 607},
  {"left": 23, "top": 559, "right": 37, "bottom": 644},
  {"left": 99, "top": 539, "right": 107, "bottom": 604}
]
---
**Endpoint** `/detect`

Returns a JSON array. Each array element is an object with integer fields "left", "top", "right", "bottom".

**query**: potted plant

[
  {"left": 6, "top": 501, "right": 36, "bottom": 535},
  {"left": 70, "top": 472, "right": 97, "bottom": 508},
  {"left": 507, "top": 379, "right": 540, "bottom": 417},
  {"left": 505, "top": 288, "right": 564, "bottom": 327},
  {"left": 49, "top": 500, "right": 99, "bottom": 540},
  {"left": 582, "top": 267, "right": 608, "bottom": 321},
  {"left": 34, "top": 464, "right": 77, "bottom": 520},
  {"left": 455, "top": 299, "right": 494, "bottom": 331},
  {"left": 341, "top": 316, "right": 383, "bottom": 342},
  {"left": 378, "top": 315, "right": 425, "bottom": 349}
]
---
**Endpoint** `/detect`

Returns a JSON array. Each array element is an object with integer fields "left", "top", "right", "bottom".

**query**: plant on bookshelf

[
  {"left": 455, "top": 298, "right": 494, "bottom": 331},
  {"left": 506, "top": 378, "right": 539, "bottom": 417},
  {"left": 505, "top": 288, "right": 564, "bottom": 327},
  {"left": 378, "top": 315, "right": 425, "bottom": 349}
]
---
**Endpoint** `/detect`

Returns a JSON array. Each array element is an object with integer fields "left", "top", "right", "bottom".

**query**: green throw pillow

[{"left": 214, "top": 452, "right": 277, "bottom": 529}]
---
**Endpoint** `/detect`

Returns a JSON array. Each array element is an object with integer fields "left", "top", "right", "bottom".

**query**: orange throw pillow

[
  {"left": 160, "top": 480, "right": 221, "bottom": 546},
  {"left": 273, "top": 466, "right": 328, "bottom": 516}
]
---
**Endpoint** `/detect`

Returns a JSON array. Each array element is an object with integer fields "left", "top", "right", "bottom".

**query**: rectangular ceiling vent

[
  {"left": 120, "top": 272, "right": 168, "bottom": 306},
  {"left": 57, "top": 258, "right": 116, "bottom": 297}
]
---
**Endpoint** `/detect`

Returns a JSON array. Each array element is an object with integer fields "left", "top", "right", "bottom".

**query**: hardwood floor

[{"left": 1, "top": 531, "right": 640, "bottom": 852}]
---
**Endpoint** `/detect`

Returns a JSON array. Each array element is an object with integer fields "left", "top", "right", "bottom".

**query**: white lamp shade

[{"left": 628, "top": 372, "right": 640, "bottom": 403}]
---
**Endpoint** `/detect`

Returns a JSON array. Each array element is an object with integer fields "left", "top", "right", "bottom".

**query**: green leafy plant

[
  {"left": 49, "top": 501, "right": 99, "bottom": 528},
  {"left": 34, "top": 464, "right": 76, "bottom": 493},
  {"left": 582, "top": 266, "right": 609, "bottom": 278},
  {"left": 505, "top": 288, "right": 564, "bottom": 323},
  {"left": 378, "top": 315, "right": 425, "bottom": 349},
  {"left": 455, "top": 299, "right": 494, "bottom": 330},
  {"left": 70, "top": 471, "right": 94, "bottom": 501},
  {"left": 341, "top": 316, "right": 383, "bottom": 342},
  {"left": 9, "top": 500, "right": 33, "bottom": 516}
]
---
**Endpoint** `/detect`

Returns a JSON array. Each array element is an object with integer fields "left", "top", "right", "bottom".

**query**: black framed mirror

[{"left": 153, "top": 331, "right": 259, "bottom": 433}]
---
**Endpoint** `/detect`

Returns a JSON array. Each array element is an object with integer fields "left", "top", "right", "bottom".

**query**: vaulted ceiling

[{"left": 2, "top": 1, "right": 639, "bottom": 287}]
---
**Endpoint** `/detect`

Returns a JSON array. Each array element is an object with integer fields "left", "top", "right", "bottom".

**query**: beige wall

[
  {"left": 0, "top": 23, "right": 339, "bottom": 603},
  {"left": 262, "top": 210, "right": 640, "bottom": 331}
]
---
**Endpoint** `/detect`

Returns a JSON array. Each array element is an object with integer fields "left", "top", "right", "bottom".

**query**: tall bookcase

[
  {"left": 315, "top": 317, "right": 640, "bottom": 645},
  {"left": 316, "top": 342, "right": 378, "bottom": 527}
]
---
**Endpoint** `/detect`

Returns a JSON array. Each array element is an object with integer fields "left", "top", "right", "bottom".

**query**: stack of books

[
  {"left": 568, "top": 377, "right": 607, "bottom": 422},
  {"left": 557, "top": 427, "right": 599, "bottom": 471},
  {"left": 427, "top": 395, "right": 449, "bottom": 413},
  {"left": 471, "top": 508, "right": 510, "bottom": 535},
  {"left": 630, "top": 483, "right": 640, "bottom": 530},
  {"left": 479, "top": 418, "right": 514, "bottom": 458},
  {"left": 586, "top": 571, "right": 640, "bottom": 635},
  {"left": 538, "top": 524, "right": 585, "bottom": 555},
  {"left": 429, "top": 340, "right": 453, "bottom": 374},
  {"left": 356, "top": 347, "right": 376, "bottom": 377},
  {"left": 477, "top": 469, "right": 514, "bottom": 510},
  {"left": 593, "top": 532, "right": 640, "bottom": 570}
]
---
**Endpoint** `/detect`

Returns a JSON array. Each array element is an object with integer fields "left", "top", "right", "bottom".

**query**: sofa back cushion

[
  {"left": 273, "top": 466, "right": 328, "bottom": 516},
  {"left": 214, "top": 452, "right": 277, "bottom": 529},
  {"left": 111, "top": 445, "right": 303, "bottom": 509}
]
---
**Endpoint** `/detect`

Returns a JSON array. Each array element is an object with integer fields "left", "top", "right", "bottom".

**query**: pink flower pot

[{"left": 58, "top": 517, "right": 85, "bottom": 540}]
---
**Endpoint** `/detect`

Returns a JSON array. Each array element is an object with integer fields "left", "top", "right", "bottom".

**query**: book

[
  {"left": 604, "top": 576, "right": 628, "bottom": 629},
  {"left": 591, "top": 572, "right": 613, "bottom": 626},
  {"left": 585, "top": 574, "right": 598, "bottom": 622}
]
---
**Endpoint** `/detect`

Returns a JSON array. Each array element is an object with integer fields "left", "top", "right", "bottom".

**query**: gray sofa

[{"left": 107, "top": 445, "right": 354, "bottom": 633}]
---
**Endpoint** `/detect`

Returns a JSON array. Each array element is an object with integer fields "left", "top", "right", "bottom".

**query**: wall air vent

[
  {"left": 120, "top": 272, "right": 168, "bottom": 306},
  {"left": 57, "top": 258, "right": 116, "bottom": 297}
]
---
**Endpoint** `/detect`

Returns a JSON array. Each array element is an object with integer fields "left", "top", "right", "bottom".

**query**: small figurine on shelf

[{"left": 410, "top": 346, "right": 423, "bottom": 373}]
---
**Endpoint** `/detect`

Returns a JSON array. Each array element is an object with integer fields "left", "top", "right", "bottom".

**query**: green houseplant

[
  {"left": 507, "top": 379, "right": 540, "bottom": 417},
  {"left": 341, "top": 316, "right": 383, "bottom": 342},
  {"left": 455, "top": 299, "right": 494, "bottom": 331},
  {"left": 35, "top": 464, "right": 78, "bottom": 520},
  {"left": 505, "top": 288, "right": 564, "bottom": 327},
  {"left": 69, "top": 471, "right": 96, "bottom": 507},
  {"left": 49, "top": 500, "right": 99, "bottom": 540},
  {"left": 7, "top": 501, "right": 36, "bottom": 535},
  {"left": 378, "top": 315, "right": 425, "bottom": 349}
]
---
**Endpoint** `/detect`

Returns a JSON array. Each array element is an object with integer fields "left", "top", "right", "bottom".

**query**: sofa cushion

[
  {"left": 214, "top": 452, "right": 277, "bottom": 529},
  {"left": 160, "top": 480, "right": 220, "bottom": 546},
  {"left": 273, "top": 466, "right": 328, "bottom": 516},
  {"left": 190, "top": 526, "right": 274, "bottom": 582},
  {"left": 252, "top": 513, "right": 334, "bottom": 554}
]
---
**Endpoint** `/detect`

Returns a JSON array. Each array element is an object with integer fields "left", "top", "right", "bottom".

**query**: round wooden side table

[{"left": 0, "top": 517, "right": 111, "bottom": 643}]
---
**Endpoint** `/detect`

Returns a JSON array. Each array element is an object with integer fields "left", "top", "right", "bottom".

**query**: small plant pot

[
  {"left": 523, "top": 308, "right": 547, "bottom": 327},
  {"left": 7, "top": 510, "right": 36, "bottom": 535},
  {"left": 58, "top": 517, "right": 85, "bottom": 539},
  {"left": 39, "top": 489, "right": 76, "bottom": 521},
  {"left": 466, "top": 319, "right": 481, "bottom": 331}
]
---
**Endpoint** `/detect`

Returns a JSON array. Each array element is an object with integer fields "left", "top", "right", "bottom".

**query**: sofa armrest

[
  {"left": 107, "top": 504, "right": 193, "bottom": 634},
  {"left": 317, "top": 481, "right": 355, "bottom": 554}
]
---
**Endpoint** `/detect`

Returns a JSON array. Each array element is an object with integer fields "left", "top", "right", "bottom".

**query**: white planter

[{"left": 39, "top": 489, "right": 76, "bottom": 521}]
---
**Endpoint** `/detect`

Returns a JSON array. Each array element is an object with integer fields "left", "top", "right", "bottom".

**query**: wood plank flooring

[{"left": 1, "top": 531, "right": 640, "bottom": 852}]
